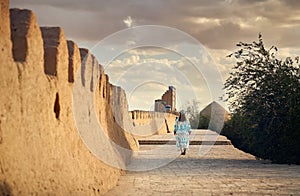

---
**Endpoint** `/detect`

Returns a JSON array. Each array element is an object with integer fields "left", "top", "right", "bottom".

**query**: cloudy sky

[{"left": 10, "top": 0, "right": 300, "bottom": 111}]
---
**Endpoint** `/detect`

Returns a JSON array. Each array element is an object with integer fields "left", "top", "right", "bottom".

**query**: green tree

[
  {"left": 223, "top": 34, "right": 300, "bottom": 164},
  {"left": 183, "top": 99, "right": 200, "bottom": 129},
  {"left": 197, "top": 115, "right": 209, "bottom": 129}
]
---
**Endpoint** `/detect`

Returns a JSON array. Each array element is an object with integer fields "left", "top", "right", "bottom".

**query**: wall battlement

[
  {"left": 0, "top": 0, "right": 138, "bottom": 195},
  {"left": 130, "top": 110, "right": 177, "bottom": 137}
]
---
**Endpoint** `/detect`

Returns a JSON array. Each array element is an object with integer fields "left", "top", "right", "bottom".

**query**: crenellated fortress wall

[
  {"left": 130, "top": 110, "right": 177, "bottom": 137},
  {"left": 0, "top": 0, "right": 139, "bottom": 195}
]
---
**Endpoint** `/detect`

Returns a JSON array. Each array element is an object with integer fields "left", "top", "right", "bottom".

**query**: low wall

[{"left": 130, "top": 110, "right": 177, "bottom": 138}]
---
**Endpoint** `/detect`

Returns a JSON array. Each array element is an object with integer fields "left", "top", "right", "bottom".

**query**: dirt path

[{"left": 105, "top": 130, "right": 300, "bottom": 195}]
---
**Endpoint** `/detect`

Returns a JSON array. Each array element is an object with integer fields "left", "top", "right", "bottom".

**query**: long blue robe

[{"left": 174, "top": 119, "right": 191, "bottom": 150}]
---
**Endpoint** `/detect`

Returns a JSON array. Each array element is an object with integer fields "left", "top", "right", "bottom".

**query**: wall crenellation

[
  {"left": 0, "top": 0, "right": 138, "bottom": 195},
  {"left": 67, "top": 40, "right": 80, "bottom": 83},
  {"left": 41, "top": 27, "right": 61, "bottom": 76},
  {"left": 10, "top": 8, "right": 31, "bottom": 62},
  {"left": 130, "top": 110, "right": 177, "bottom": 137},
  {"left": 1, "top": 1, "right": 178, "bottom": 194}
]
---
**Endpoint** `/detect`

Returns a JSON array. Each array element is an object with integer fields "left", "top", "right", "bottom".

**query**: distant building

[
  {"left": 154, "top": 99, "right": 167, "bottom": 112},
  {"left": 198, "top": 101, "right": 230, "bottom": 131},
  {"left": 154, "top": 86, "right": 176, "bottom": 112},
  {"left": 162, "top": 86, "right": 176, "bottom": 112},
  {"left": 165, "top": 105, "right": 171, "bottom": 112}
]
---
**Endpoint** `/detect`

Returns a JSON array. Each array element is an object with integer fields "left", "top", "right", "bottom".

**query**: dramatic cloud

[
  {"left": 123, "top": 16, "right": 134, "bottom": 28},
  {"left": 10, "top": 0, "right": 300, "bottom": 49},
  {"left": 10, "top": 0, "right": 300, "bottom": 110},
  {"left": 105, "top": 47, "right": 216, "bottom": 110}
]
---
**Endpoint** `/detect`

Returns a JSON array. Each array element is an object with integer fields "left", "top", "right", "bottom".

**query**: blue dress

[{"left": 174, "top": 119, "right": 191, "bottom": 150}]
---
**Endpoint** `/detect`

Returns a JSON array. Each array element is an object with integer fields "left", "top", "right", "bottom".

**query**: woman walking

[{"left": 174, "top": 111, "right": 191, "bottom": 155}]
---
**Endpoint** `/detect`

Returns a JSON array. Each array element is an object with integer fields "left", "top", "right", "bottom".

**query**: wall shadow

[{"left": 0, "top": 181, "right": 12, "bottom": 196}]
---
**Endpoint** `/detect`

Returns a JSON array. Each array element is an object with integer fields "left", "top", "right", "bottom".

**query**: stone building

[
  {"left": 162, "top": 86, "right": 176, "bottom": 112},
  {"left": 198, "top": 101, "right": 230, "bottom": 131},
  {"left": 154, "top": 99, "right": 167, "bottom": 112},
  {"left": 154, "top": 86, "right": 176, "bottom": 112}
]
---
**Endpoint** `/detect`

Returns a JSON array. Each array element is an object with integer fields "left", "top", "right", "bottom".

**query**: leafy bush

[
  {"left": 222, "top": 34, "right": 300, "bottom": 164},
  {"left": 198, "top": 115, "right": 209, "bottom": 129}
]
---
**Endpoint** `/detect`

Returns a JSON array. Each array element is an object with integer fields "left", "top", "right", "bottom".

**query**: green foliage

[
  {"left": 189, "top": 113, "right": 200, "bottom": 129},
  {"left": 198, "top": 115, "right": 209, "bottom": 129},
  {"left": 222, "top": 34, "right": 300, "bottom": 164},
  {"left": 184, "top": 99, "right": 200, "bottom": 129}
]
